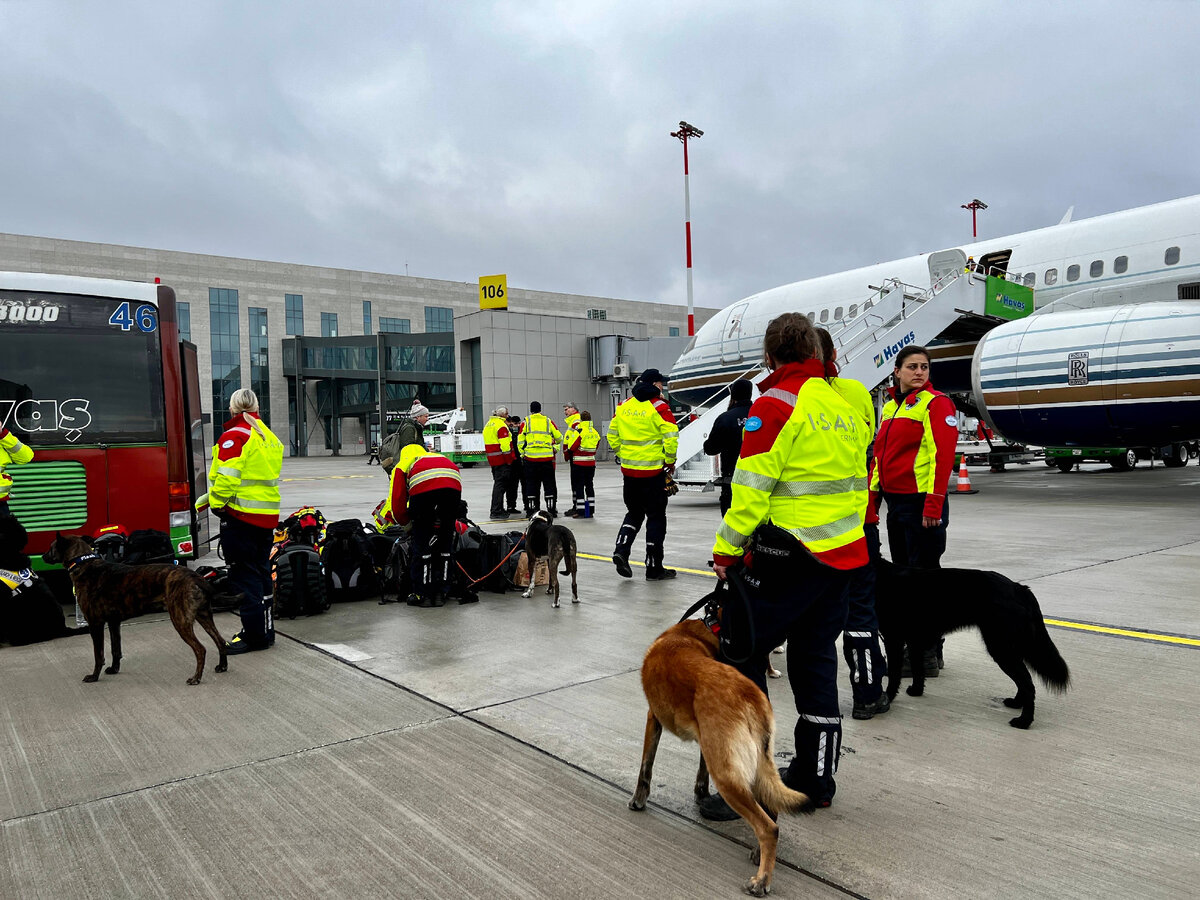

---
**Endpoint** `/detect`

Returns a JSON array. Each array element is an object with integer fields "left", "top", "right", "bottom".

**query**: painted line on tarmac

[
  {"left": 577, "top": 551, "right": 1199, "bottom": 647},
  {"left": 282, "top": 474, "right": 380, "bottom": 483}
]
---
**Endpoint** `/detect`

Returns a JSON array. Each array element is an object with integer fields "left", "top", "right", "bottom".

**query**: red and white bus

[{"left": 0, "top": 272, "right": 208, "bottom": 564}]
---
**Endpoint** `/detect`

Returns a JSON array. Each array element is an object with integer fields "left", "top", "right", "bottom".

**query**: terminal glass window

[
  {"left": 1023, "top": 272, "right": 1035, "bottom": 287},
  {"left": 424, "top": 345, "right": 454, "bottom": 373},
  {"left": 210, "top": 288, "right": 240, "bottom": 418},
  {"left": 1066, "top": 264, "right": 1080, "bottom": 282},
  {"left": 363, "top": 301, "right": 372, "bottom": 335},
  {"left": 379, "top": 317, "right": 411, "bottom": 333},
  {"left": 587, "top": 308, "right": 607, "bottom": 320},
  {"left": 177, "top": 301, "right": 191, "bottom": 341},
  {"left": 285, "top": 294, "right": 304, "bottom": 335},
  {"left": 1044, "top": 268, "right": 1058, "bottom": 286},
  {"left": 425, "top": 306, "right": 454, "bottom": 333},
  {"left": 1114, "top": 255, "right": 1128, "bottom": 274},
  {"left": 1090, "top": 260, "right": 1103, "bottom": 278},
  {"left": 669, "top": 326, "right": 680, "bottom": 336},
  {"left": 1165, "top": 246, "right": 1181, "bottom": 265},
  {"left": 248, "top": 307, "right": 270, "bottom": 424},
  {"left": 321, "top": 312, "right": 339, "bottom": 337}
]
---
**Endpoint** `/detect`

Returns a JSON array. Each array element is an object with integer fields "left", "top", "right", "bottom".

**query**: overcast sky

[{"left": 3, "top": 1, "right": 1198, "bottom": 310}]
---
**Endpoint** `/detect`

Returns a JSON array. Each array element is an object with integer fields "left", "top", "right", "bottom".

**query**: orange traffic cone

[{"left": 955, "top": 454, "right": 979, "bottom": 494}]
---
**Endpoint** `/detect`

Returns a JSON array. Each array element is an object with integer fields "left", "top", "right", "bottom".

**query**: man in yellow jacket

[
  {"left": 607, "top": 369, "right": 679, "bottom": 579},
  {"left": 0, "top": 426, "right": 34, "bottom": 519},
  {"left": 195, "top": 388, "right": 284, "bottom": 654},
  {"left": 518, "top": 401, "right": 562, "bottom": 517},
  {"left": 482, "top": 406, "right": 515, "bottom": 520}
]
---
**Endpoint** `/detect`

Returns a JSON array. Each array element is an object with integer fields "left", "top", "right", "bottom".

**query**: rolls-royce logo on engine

[{"left": 1068, "top": 351, "right": 1089, "bottom": 386}]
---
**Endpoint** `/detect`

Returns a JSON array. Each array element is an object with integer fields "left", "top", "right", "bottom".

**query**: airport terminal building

[{"left": 0, "top": 233, "right": 718, "bottom": 455}]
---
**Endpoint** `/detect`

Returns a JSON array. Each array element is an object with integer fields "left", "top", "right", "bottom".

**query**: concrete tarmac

[{"left": 2, "top": 456, "right": 1198, "bottom": 898}]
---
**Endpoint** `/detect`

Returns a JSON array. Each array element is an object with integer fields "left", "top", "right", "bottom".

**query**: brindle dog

[{"left": 44, "top": 533, "right": 229, "bottom": 685}]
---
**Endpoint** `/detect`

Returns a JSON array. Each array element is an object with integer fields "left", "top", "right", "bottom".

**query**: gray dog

[{"left": 521, "top": 511, "right": 579, "bottom": 608}]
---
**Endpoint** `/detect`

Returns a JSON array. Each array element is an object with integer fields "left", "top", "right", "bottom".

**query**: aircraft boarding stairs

[{"left": 672, "top": 249, "right": 992, "bottom": 491}]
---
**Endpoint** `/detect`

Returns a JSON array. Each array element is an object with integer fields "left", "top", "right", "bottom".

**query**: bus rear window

[{"left": 0, "top": 291, "right": 166, "bottom": 445}]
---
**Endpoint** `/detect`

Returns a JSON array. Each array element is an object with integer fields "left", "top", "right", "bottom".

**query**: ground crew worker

[
  {"left": 702, "top": 378, "right": 754, "bottom": 515},
  {"left": 702, "top": 313, "right": 869, "bottom": 820},
  {"left": 869, "top": 343, "right": 958, "bottom": 675},
  {"left": 518, "top": 401, "right": 562, "bottom": 517},
  {"left": 608, "top": 368, "right": 679, "bottom": 579},
  {"left": 366, "top": 441, "right": 381, "bottom": 465},
  {"left": 0, "top": 425, "right": 34, "bottom": 518},
  {"left": 483, "top": 406, "right": 515, "bottom": 520},
  {"left": 374, "top": 443, "right": 462, "bottom": 607},
  {"left": 195, "top": 388, "right": 283, "bottom": 654},
  {"left": 505, "top": 415, "right": 525, "bottom": 515},
  {"left": 564, "top": 410, "right": 600, "bottom": 518},
  {"left": 380, "top": 402, "right": 430, "bottom": 471},
  {"left": 815, "top": 327, "right": 888, "bottom": 720}
]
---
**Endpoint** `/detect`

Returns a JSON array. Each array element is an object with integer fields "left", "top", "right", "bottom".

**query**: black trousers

[
  {"left": 883, "top": 492, "right": 949, "bottom": 567},
  {"left": 0, "top": 500, "right": 11, "bottom": 518},
  {"left": 507, "top": 458, "right": 524, "bottom": 509},
  {"left": 523, "top": 458, "right": 557, "bottom": 509},
  {"left": 220, "top": 516, "right": 274, "bottom": 640},
  {"left": 614, "top": 472, "right": 668, "bottom": 563},
  {"left": 843, "top": 522, "right": 886, "bottom": 704},
  {"left": 718, "top": 482, "right": 733, "bottom": 516},
  {"left": 724, "top": 553, "right": 853, "bottom": 804},
  {"left": 489, "top": 463, "right": 511, "bottom": 517},
  {"left": 570, "top": 465, "right": 595, "bottom": 506},
  {"left": 409, "top": 488, "right": 460, "bottom": 600}
]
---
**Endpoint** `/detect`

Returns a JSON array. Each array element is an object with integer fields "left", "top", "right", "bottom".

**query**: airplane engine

[{"left": 971, "top": 301, "right": 1200, "bottom": 447}]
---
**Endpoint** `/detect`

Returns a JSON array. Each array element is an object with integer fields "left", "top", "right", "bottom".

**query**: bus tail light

[{"left": 168, "top": 481, "right": 191, "bottom": 513}]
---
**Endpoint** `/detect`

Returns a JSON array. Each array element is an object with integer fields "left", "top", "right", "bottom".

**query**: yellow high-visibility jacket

[
  {"left": 712, "top": 360, "right": 869, "bottom": 571},
  {"left": 197, "top": 413, "right": 284, "bottom": 529},
  {"left": 482, "top": 416, "right": 514, "bottom": 466},
  {"left": 518, "top": 413, "right": 561, "bottom": 461},
  {"left": 567, "top": 420, "right": 601, "bottom": 467},
  {"left": 606, "top": 384, "right": 679, "bottom": 477},
  {"left": 0, "top": 428, "right": 34, "bottom": 501}
]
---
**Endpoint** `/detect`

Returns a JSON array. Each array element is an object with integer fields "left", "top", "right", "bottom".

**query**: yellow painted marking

[{"left": 576, "top": 551, "right": 1199, "bottom": 648}]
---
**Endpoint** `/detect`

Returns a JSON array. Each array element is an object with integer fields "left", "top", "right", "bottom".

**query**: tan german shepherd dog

[{"left": 629, "top": 618, "right": 814, "bottom": 897}]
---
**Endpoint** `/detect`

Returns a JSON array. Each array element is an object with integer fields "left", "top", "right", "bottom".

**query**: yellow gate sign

[{"left": 479, "top": 274, "right": 508, "bottom": 310}]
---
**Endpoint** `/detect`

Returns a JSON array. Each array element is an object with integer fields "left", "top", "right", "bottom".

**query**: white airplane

[{"left": 669, "top": 194, "right": 1200, "bottom": 458}]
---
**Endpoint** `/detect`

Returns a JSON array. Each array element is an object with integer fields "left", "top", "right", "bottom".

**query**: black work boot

[
  {"left": 852, "top": 692, "right": 892, "bottom": 720},
  {"left": 613, "top": 554, "right": 633, "bottom": 578},
  {"left": 645, "top": 549, "right": 676, "bottom": 580}
]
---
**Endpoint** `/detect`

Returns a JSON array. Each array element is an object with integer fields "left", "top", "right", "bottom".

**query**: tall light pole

[
  {"left": 961, "top": 198, "right": 988, "bottom": 238},
  {"left": 671, "top": 120, "right": 703, "bottom": 337}
]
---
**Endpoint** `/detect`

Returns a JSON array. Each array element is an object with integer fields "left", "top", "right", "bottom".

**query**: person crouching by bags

[
  {"left": 194, "top": 388, "right": 284, "bottom": 654},
  {"left": 373, "top": 444, "right": 462, "bottom": 608},
  {"left": 705, "top": 312, "right": 870, "bottom": 819}
]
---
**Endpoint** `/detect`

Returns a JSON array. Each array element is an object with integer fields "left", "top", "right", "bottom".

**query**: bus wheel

[
  {"left": 1162, "top": 443, "right": 1189, "bottom": 468},
  {"left": 1056, "top": 459, "right": 1074, "bottom": 473},
  {"left": 1110, "top": 449, "right": 1138, "bottom": 471}
]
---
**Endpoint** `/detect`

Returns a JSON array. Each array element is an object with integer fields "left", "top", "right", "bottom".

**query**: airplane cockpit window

[
  {"left": 848, "top": 304, "right": 858, "bottom": 318},
  {"left": 834, "top": 306, "right": 843, "bottom": 320},
  {"left": 1023, "top": 272, "right": 1035, "bottom": 287},
  {"left": 1067, "top": 264, "right": 1081, "bottom": 282},
  {"left": 1114, "top": 255, "right": 1129, "bottom": 273},
  {"left": 1045, "top": 268, "right": 1058, "bottom": 285},
  {"left": 1090, "top": 260, "right": 1103, "bottom": 278},
  {"left": 819, "top": 309, "right": 829, "bottom": 323},
  {"left": 1165, "top": 246, "right": 1181, "bottom": 265}
]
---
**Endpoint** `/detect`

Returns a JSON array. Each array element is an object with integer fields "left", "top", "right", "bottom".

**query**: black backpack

[
  {"left": 126, "top": 529, "right": 175, "bottom": 565},
  {"left": 322, "top": 519, "right": 382, "bottom": 601},
  {"left": 385, "top": 532, "right": 414, "bottom": 599},
  {"left": 272, "top": 543, "right": 329, "bottom": 618},
  {"left": 498, "top": 531, "right": 527, "bottom": 589}
]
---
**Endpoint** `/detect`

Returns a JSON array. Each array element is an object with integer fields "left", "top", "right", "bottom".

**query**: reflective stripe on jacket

[
  {"left": 482, "top": 416, "right": 514, "bottom": 466},
  {"left": 567, "top": 421, "right": 601, "bottom": 467},
  {"left": 518, "top": 413, "right": 561, "bottom": 461},
  {"left": 200, "top": 413, "right": 284, "bottom": 529},
  {"left": 606, "top": 392, "right": 679, "bottom": 477},
  {"left": 376, "top": 445, "right": 461, "bottom": 528},
  {"left": 0, "top": 428, "right": 34, "bottom": 501},
  {"left": 712, "top": 360, "right": 869, "bottom": 571},
  {"left": 869, "top": 382, "right": 957, "bottom": 520}
]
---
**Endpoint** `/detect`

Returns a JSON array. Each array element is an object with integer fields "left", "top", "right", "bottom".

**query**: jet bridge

[{"left": 672, "top": 250, "right": 1020, "bottom": 491}]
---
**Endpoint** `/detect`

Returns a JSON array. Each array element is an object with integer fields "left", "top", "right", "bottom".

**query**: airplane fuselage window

[
  {"left": 819, "top": 309, "right": 829, "bottom": 323},
  {"left": 1090, "top": 260, "right": 1103, "bottom": 278},
  {"left": 848, "top": 304, "right": 858, "bottom": 318},
  {"left": 864, "top": 298, "right": 874, "bottom": 310},
  {"left": 1114, "top": 255, "right": 1129, "bottom": 274},
  {"left": 1045, "top": 268, "right": 1058, "bottom": 285},
  {"left": 1023, "top": 272, "right": 1035, "bottom": 287},
  {"left": 1067, "top": 264, "right": 1081, "bottom": 282},
  {"left": 806, "top": 311, "right": 816, "bottom": 322},
  {"left": 834, "top": 306, "right": 844, "bottom": 320},
  {"left": 1165, "top": 246, "right": 1181, "bottom": 265}
]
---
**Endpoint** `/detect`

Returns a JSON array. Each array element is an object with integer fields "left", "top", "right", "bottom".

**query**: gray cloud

[{"left": 2, "top": 1, "right": 1197, "bottom": 312}]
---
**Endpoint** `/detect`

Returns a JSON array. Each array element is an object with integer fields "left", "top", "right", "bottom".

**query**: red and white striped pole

[{"left": 671, "top": 121, "right": 703, "bottom": 337}]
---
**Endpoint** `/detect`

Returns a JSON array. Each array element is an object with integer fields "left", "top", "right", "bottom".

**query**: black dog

[
  {"left": 43, "top": 533, "right": 230, "bottom": 685},
  {"left": 522, "top": 510, "right": 579, "bottom": 608},
  {"left": 0, "top": 516, "right": 72, "bottom": 645},
  {"left": 874, "top": 558, "right": 1070, "bottom": 728}
]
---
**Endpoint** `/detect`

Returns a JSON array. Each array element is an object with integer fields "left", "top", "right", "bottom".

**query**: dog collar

[{"left": 65, "top": 553, "right": 101, "bottom": 571}]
